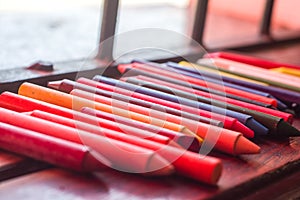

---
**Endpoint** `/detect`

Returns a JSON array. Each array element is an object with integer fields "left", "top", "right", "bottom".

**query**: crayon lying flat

[
  {"left": 199, "top": 58, "right": 300, "bottom": 92},
  {"left": 3, "top": 107, "right": 223, "bottom": 184},
  {"left": 205, "top": 51, "right": 300, "bottom": 70},
  {"left": 93, "top": 75, "right": 268, "bottom": 136},
  {"left": 0, "top": 92, "right": 173, "bottom": 145},
  {"left": 124, "top": 77, "right": 300, "bottom": 137},
  {"left": 0, "top": 122, "right": 110, "bottom": 172},
  {"left": 18, "top": 82, "right": 196, "bottom": 138},
  {"left": 129, "top": 75, "right": 293, "bottom": 123},
  {"left": 76, "top": 77, "right": 254, "bottom": 138},
  {"left": 177, "top": 61, "right": 288, "bottom": 110},
  {"left": 48, "top": 79, "right": 223, "bottom": 128},
  {"left": 0, "top": 107, "right": 174, "bottom": 175},
  {"left": 117, "top": 62, "right": 277, "bottom": 107},
  {"left": 167, "top": 62, "right": 299, "bottom": 110},
  {"left": 79, "top": 107, "right": 201, "bottom": 152},
  {"left": 71, "top": 88, "right": 259, "bottom": 155},
  {"left": 29, "top": 110, "right": 199, "bottom": 151}
]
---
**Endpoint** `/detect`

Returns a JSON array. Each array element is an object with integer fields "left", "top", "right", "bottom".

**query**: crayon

[
  {"left": 0, "top": 92, "right": 180, "bottom": 146},
  {"left": 18, "top": 82, "right": 196, "bottom": 137},
  {"left": 28, "top": 110, "right": 195, "bottom": 151},
  {"left": 165, "top": 62, "right": 299, "bottom": 109},
  {"left": 134, "top": 59, "right": 273, "bottom": 103},
  {"left": 80, "top": 107, "right": 201, "bottom": 152},
  {"left": 28, "top": 110, "right": 184, "bottom": 150},
  {"left": 128, "top": 76, "right": 293, "bottom": 123},
  {"left": 118, "top": 62, "right": 277, "bottom": 107},
  {"left": 48, "top": 79, "right": 223, "bottom": 128},
  {"left": 94, "top": 75, "right": 268, "bottom": 136},
  {"left": 199, "top": 58, "right": 300, "bottom": 92},
  {"left": 77, "top": 77, "right": 254, "bottom": 138},
  {"left": 70, "top": 89, "right": 260, "bottom": 155},
  {"left": 177, "top": 61, "right": 288, "bottom": 110},
  {"left": 0, "top": 122, "right": 110, "bottom": 172},
  {"left": 29, "top": 110, "right": 224, "bottom": 184},
  {"left": 122, "top": 76, "right": 299, "bottom": 136},
  {"left": 271, "top": 67, "right": 300, "bottom": 78},
  {"left": 0, "top": 107, "right": 174, "bottom": 175},
  {"left": 206, "top": 51, "right": 300, "bottom": 70}
]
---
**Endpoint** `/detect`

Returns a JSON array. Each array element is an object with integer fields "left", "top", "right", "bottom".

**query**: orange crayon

[{"left": 18, "top": 82, "right": 195, "bottom": 137}]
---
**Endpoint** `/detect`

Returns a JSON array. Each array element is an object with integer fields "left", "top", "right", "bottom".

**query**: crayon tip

[
  {"left": 145, "top": 154, "right": 175, "bottom": 176},
  {"left": 277, "top": 119, "right": 300, "bottom": 137},
  {"left": 118, "top": 64, "right": 130, "bottom": 74},
  {"left": 232, "top": 120, "right": 255, "bottom": 138},
  {"left": 181, "top": 127, "right": 203, "bottom": 143},
  {"left": 47, "top": 80, "right": 63, "bottom": 90},
  {"left": 234, "top": 135, "right": 261, "bottom": 155},
  {"left": 245, "top": 118, "right": 269, "bottom": 136}
]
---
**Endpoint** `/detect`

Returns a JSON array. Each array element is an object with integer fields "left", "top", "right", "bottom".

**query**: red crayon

[
  {"left": 0, "top": 91, "right": 74, "bottom": 117},
  {"left": 0, "top": 92, "right": 172, "bottom": 146},
  {"left": 206, "top": 51, "right": 300, "bottom": 70},
  {"left": 76, "top": 77, "right": 254, "bottom": 138},
  {"left": 0, "top": 107, "right": 223, "bottom": 184},
  {"left": 0, "top": 107, "right": 174, "bottom": 175},
  {"left": 117, "top": 62, "right": 277, "bottom": 107},
  {"left": 0, "top": 122, "right": 110, "bottom": 172},
  {"left": 29, "top": 110, "right": 183, "bottom": 150},
  {"left": 133, "top": 75, "right": 293, "bottom": 123},
  {"left": 29, "top": 111, "right": 222, "bottom": 184}
]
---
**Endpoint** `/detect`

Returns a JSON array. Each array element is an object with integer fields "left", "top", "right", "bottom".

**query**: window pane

[
  {"left": 0, "top": 0, "right": 102, "bottom": 70},
  {"left": 113, "top": 0, "right": 193, "bottom": 61},
  {"left": 205, "top": 0, "right": 265, "bottom": 49}
]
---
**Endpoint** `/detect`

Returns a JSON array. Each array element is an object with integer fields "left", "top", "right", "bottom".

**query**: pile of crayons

[{"left": 0, "top": 51, "right": 299, "bottom": 185}]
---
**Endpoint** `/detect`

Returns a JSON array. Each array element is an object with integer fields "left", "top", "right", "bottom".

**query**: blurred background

[{"left": 0, "top": 0, "right": 299, "bottom": 70}]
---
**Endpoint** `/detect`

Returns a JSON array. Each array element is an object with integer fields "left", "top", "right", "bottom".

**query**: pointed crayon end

[
  {"left": 234, "top": 136, "right": 261, "bottom": 155},
  {"left": 232, "top": 121, "right": 255, "bottom": 138},
  {"left": 117, "top": 64, "right": 131, "bottom": 74},
  {"left": 47, "top": 80, "right": 62, "bottom": 90},
  {"left": 277, "top": 120, "right": 300, "bottom": 137}
]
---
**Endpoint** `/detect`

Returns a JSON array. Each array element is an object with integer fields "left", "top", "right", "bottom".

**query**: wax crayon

[
  {"left": 118, "top": 62, "right": 277, "bottom": 107},
  {"left": 0, "top": 122, "right": 110, "bottom": 172},
  {"left": 159, "top": 62, "right": 298, "bottom": 109},
  {"left": 206, "top": 51, "right": 300, "bottom": 70},
  {"left": 199, "top": 58, "right": 300, "bottom": 92},
  {"left": 18, "top": 82, "right": 196, "bottom": 137},
  {"left": 271, "top": 67, "right": 300, "bottom": 77},
  {"left": 80, "top": 107, "right": 201, "bottom": 152},
  {"left": 0, "top": 92, "right": 182, "bottom": 146},
  {"left": 70, "top": 88, "right": 260, "bottom": 155},
  {"left": 29, "top": 110, "right": 198, "bottom": 151},
  {"left": 177, "top": 61, "right": 288, "bottom": 110},
  {"left": 123, "top": 76, "right": 300, "bottom": 136},
  {"left": 0, "top": 107, "right": 174, "bottom": 175},
  {"left": 134, "top": 59, "right": 273, "bottom": 102},
  {"left": 29, "top": 109, "right": 224, "bottom": 184},
  {"left": 48, "top": 79, "right": 223, "bottom": 128},
  {"left": 75, "top": 77, "right": 254, "bottom": 138},
  {"left": 128, "top": 76, "right": 293, "bottom": 123},
  {"left": 93, "top": 75, "right": 268, "bottom": 136}
]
